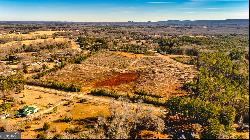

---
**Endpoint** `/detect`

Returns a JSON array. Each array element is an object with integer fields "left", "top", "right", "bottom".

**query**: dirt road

[{"left": 22, "top": 85, "right": 166, "bottom": 121}]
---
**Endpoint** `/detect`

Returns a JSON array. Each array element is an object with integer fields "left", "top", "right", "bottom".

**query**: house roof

[{"left": 18, "top": 106, "right": 39, "bottom": 115}]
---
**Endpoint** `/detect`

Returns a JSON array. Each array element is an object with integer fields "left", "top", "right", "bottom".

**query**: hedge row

[
  {"left": 26, "top": 79, "right": 81, "bottom": 92},
  {"left": 90, "top": 89, "right": 167, "bottom": 106}
]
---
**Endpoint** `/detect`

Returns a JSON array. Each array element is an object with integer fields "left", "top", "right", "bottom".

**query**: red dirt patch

[{"left": 93, "top": 72, "right": 138, "bottom": 87}]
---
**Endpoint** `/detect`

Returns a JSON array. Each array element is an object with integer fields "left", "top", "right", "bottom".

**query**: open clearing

[
  {"left": 43, "top": 51, "right": 197, "bottom": 97},
  {"left": 0, "top": 30, "right": 63, "bottom": 42},
  {"left": 2, "top": 85, "right": 163, "bottom": 139}
]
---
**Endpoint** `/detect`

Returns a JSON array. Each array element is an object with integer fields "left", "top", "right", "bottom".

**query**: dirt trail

[
  {"left": 21, "top": 85, "right": 166, "bottom": 122},
  {"left": 21, "top": 85, "right": 82, "bottom": 121}
]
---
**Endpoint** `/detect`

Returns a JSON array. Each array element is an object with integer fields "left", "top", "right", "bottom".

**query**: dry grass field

[
  {"left": 0, "top": 86, "right": 110, "bottom": 139},
  {"left": 0, "top": 30, "right": 63, "bottom": 42},
  {"left": 43, "top": 51, "right": 197, "bottom": 97},
  {"left": 20, "top": 99, "right": 110, "bottom": 139}
]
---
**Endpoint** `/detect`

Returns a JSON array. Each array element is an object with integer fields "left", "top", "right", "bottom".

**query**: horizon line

[{"left": 0, "top": 18, "right": 249, "bottom": 23}]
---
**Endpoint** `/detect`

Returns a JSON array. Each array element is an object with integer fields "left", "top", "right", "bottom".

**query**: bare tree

[{"left": 80, "top": 98, "right": 165, "bottom": 139}]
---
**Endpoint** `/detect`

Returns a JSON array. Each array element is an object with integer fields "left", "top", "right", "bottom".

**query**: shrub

[
  {"left": 42, "top": 64, "right": 48, "bottom": 70},
  {"left": 65, "top": 126, "right": 82, "bottom": 134},
  {"left": 20, "top": 100, "right": 26, "bottom": 105},
  {"left": 0, "top": 126, "right": 6, "bottom": 132},
  {"left": 0, "top": 102, "right": 12, "bottom": 112},
  {"left": 22, "top": 63, "right": 28, "bottom": 74},
  {"left": 219, "top": 106, "right": 236, "bottom": 127},
  {"left": 201, "top": 118, "right": 227, "bottom": 139},
  {"left": 42, "top": 122, "right": 50, "bottom": 131},
  {"left": 36, "top": 133, "right": 47, "bottom": 139},
  {"left": 58, "top": 116, "right": 73, "bottom": 123},
  {"left": 52, "top": 134, "right": 62, "bottom": 139},
  {"left": 0, "top": 74, "right": 24, "bottom": 94},
  {"left": 71, "top": 55, "right": 87, "bottom": 64},
  {"left": 171, "top": 47, "right": 184, "bottom": 55},
  {"left": 182, "top": 81, "right": 197, "bottom": 93},
  {"left": 79, "top": 99, "right": 87, "bottom": 103},
  {"left": 229, "top": 48, "right": 244, "bottom": 60},
  {"left": 25, "top": 125, "right": 31, "bottom": 129},
  {"left": 185, "top": 48, "right": 199, "bottom": 56}
]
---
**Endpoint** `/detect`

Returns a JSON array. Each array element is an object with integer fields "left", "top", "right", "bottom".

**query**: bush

[
  {"left": 0, "top": 102, "right": 12, "bottom": 112},
  {"left": 201, "top": 118, "right": 227, "bottom": 139},
  {"left": 0, "top": 126, "right": 6, "bottom": 132},
  {"left": 171, "top": 47, "right": 184, "bottom": 55},
  {"left": 71, "top": 55, "right": 87, "bottom": 64},
  {"left": 79, "top": 99, "right": 87, "bottom": 103},
  {"left": 52, "top": 134, "right": 62, "bottom": 139},
  {"left": 58, "top": 116, "right": 73, "bottom": 123},
  {"left": 65, "top": 126, "right": 82, "bottom": 134},
  {"left": 25, "top": 125, "right": 31, "bottom": 129},
  {"left": 182, "top": 81, "right": 197, "bottom": 93},
  {"left": 219, "top": 106, "right": 236, "bottom": 127},
  {"left": 229, "top": 48, "right": 244, "bottom": 60},
  {"left": 42, "top": 122, "right": 50, "bottom": 131},
  {"left": 22, "top": 63, "right": 28, "bottom": 74},
  {"left": 36, "top": 133, "right": 47, "bottom": 139},
  {"left": 0, "top": 74, "right": 24, "bottom": 94},
  {"left": 185, "top": 48, "right": 199, "bottom": 56}
]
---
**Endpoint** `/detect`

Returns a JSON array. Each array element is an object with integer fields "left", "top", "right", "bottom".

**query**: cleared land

[{"left": 42, "top": 51, "right": 197, "bottom": 97}]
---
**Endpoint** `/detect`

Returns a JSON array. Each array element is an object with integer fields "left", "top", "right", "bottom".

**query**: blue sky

[{"left": 0, "top": 0, "right": 248, "bottom": 21}]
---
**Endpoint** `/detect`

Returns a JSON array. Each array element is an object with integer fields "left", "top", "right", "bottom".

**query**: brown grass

[
  {"left": 93, "top": 72, "right": 138, "bottom": 87},
  {"left": 116, "top": 51, "right": 145, "bottom": 58},
  {"left": 139, "top": 130, "right": 169, "bottom": 139},
  {"left": 43, "top": 51, "right": 197, "bottom": 98}
]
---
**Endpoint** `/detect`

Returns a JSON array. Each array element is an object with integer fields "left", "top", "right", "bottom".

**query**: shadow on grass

[{"left": 74, "top": 117, "right": 99, "bottom": 129}]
